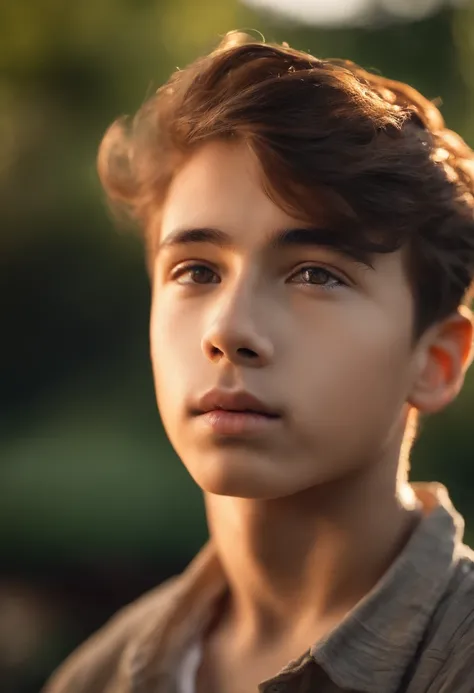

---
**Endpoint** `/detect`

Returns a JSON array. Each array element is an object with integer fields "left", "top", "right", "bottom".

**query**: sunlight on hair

[{"left": 241, "top": 0, "right": 468, "bottom": 26}]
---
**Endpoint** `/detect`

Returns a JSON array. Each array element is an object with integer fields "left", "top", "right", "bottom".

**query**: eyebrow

[{"left": 157, "top": 226, "right": 374, "bottom": 269}]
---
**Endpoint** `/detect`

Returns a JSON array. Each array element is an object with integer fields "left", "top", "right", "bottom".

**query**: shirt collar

[{"left": 127, "top": 483, "right": 465, "bottom": 693}]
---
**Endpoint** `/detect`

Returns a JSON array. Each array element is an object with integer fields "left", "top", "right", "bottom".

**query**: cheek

[
  {"left": 149, "top": 292, "right": 203, "bottom": 408},
  {"left": 294, "top": 304, "right": 413, "bottom": 425},
  {"left": 151, "top": 290, "right": 185, "bottom": 358},
  {"left": 150, "top": 294, "right": 178, "bottom": 401}
]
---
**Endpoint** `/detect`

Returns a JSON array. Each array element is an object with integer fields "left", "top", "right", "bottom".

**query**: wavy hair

[{"left": 98, "top": 31, "right": 474, "bottom": 337}]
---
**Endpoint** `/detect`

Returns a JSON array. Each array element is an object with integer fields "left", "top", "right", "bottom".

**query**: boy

[{"left": 45, "top": 31, "right": 474, "bottom": 693}]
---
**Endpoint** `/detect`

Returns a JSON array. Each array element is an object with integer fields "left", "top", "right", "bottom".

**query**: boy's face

[{"left": 150, "top": 140, "right": 419, "bottom": 499}]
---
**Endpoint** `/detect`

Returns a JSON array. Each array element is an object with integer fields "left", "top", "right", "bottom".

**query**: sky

[{"left": 242, "top": 0, "right": 465, "bottom": 26}]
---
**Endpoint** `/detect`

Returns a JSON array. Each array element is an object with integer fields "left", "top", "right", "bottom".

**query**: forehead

[
  {"left": 160, "top": 140, "right": 309, "bottom": 244},
  {"left": 156, "top": 139, "right": 411, "bottom": 295}
]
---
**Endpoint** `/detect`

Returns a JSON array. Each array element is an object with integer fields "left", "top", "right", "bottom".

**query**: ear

[{"left": 408, "top": 307, "right": 474, "bottom": 414}]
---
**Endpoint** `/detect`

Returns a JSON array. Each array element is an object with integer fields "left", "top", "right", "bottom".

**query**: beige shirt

[{"left": 43, "top": 483, "right": 474, "bottom": 693}]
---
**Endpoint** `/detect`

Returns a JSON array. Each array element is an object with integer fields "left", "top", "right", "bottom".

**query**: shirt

[
  {"left": 43, "top": 482, "right": 474, "bottom": 693},
  {"left": 176, "top": 641, "right": 202, "bottom": 693}
]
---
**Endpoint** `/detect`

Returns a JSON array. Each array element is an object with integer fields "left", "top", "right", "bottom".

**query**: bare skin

[
  {"left": 149, "top": 140, "right": 473, "bottom": 693},
  {"left": 196, "top": 476, "right": 421, "bottom": 693}
]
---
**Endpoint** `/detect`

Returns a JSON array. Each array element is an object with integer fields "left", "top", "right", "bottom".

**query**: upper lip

[{"left": 193, "top": 390, "right": 281, "bottom": 417}]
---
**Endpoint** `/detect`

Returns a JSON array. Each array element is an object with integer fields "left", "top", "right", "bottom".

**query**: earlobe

[{"left": 407, "top": 309, "right": 473, "bottom": 414}]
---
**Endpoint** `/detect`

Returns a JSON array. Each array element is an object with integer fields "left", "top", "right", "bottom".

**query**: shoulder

[
  {"left": 436, "top": 552, "right": 474, "bottom": 642},
  {"left": 42, "top": 575, "right": 182, "bottom": 693},
  {"left": 418, "top": 552, "right": 474, "bottom": 691},
  {"left": 430, "top": 609, "right": 474, "bottom": 692}
]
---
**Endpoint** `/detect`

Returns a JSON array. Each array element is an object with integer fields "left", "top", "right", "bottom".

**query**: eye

[
  {"left": 289, "top": 266, "right": 346, "bottom": 290},
  {"left": 172, "top": 263, "right": 220, "bottom": 285}
]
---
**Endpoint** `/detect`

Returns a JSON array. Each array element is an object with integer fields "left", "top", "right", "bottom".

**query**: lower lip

[{"left": 198, "top": 410, "right": 280, "bottom": 436}]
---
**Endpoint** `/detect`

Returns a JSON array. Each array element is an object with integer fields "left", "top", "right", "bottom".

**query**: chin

[
  {"left": 183, "top": 449, "right": 303, "bottom": 500},
  {"left": 199, "top": 479, "right": 271, "bottom": 499}
]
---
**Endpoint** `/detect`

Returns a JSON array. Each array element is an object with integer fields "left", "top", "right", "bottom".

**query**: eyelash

[
  {"left": 171, "top": 263, "right": 220, "bottom": 285},
  {"left": 170, "top": 263, "right": 348, "bottom": 291},
  {"left": 289, "top": 266, "right": 347, "bottom": 290}
]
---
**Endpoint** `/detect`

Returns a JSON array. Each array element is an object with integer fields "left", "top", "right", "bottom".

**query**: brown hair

[{"left": 98, "top": 31, "right": 474, "bottom": 338}]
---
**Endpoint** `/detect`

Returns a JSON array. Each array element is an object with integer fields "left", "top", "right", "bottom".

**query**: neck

[{"left": 204, "top": 455, "right": 420, "bottom": 650}]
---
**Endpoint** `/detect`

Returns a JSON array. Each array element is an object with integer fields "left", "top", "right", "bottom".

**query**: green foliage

[
  {"left": 2, "top": 0, "right": 474, "bottom": 564},
  {"left": 2, "top": 4, "right": 474, "bottom": 691}
]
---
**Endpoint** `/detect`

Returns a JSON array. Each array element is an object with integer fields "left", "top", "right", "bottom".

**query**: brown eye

[
  {"left": 174, "top": 264, "right": 220, "bottom": 285},
  {"left": 289, "top": 266, "right": 345, "bottom": 289}
]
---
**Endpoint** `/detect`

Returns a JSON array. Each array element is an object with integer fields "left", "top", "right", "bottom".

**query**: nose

[{"left": 201, "top": 282, "right": 274, "bottom": 368}]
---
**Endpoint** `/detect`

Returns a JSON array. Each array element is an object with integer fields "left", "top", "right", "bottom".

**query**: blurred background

[{"left": 2, "top": 0, "right": 474, "bottom": 690}]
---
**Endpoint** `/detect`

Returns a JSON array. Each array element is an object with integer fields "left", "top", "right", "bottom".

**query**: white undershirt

[{"left": 176, "top": 640, "right": 204, "bottom": 693}]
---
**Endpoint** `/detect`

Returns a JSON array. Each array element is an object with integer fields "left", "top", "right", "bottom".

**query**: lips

[
  {"left": 191, "top": 390, "right": 281, "bottom": 436},
  {"left": 193, "top": 389, "right": 281, "bottom": 418}
]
